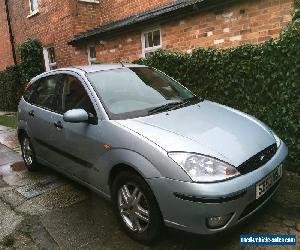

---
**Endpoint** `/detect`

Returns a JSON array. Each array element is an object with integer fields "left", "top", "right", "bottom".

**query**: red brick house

[{"left": 0, "top": 0, "right": 294, "bottom": 71}]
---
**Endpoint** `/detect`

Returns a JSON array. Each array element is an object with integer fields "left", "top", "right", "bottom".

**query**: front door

[{"left": 51, "top": 73, "right": 106, "bottom": 187}]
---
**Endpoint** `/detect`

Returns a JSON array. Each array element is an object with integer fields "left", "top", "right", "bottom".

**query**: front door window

[{"left": 60, "top": 75, "right": 96, "bottom": 117}]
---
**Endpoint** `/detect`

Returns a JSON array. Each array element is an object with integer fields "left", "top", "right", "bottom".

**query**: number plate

[{"left": 256, "top": 165, "right": 282, "bottom": 199}]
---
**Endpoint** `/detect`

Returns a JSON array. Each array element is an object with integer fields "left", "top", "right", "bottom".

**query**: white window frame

[
  {"left": 28, "top": 0, "right": 39, "bottom": 16},
  {"left": 78, "top": 0, "right": 99, "bottom": 3},
  {"left": 141, "top": 27, "right": 162, "bottom": 58},
  {"left": 87, "top": 46, "right": 97, "bottom": 65},
  {"left": 43, "top": 47, "right": 57, "bottom": 71}
]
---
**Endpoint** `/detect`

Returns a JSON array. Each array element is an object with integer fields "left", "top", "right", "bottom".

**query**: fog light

[{"left": 206, "top": 213, "right": 233, "bottom": 229}]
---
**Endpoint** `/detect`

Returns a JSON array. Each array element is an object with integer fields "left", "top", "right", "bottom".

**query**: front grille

[
  {"left": 237, "top": 144, "right": 277, "bottom": 175},
  {"left": 238, "top": 180, "right": 280, "bottom": 220}
]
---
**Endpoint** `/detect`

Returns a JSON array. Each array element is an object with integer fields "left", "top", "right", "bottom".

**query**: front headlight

[{"left": 168, "top": 153, "right": 240, "bottom": 183}]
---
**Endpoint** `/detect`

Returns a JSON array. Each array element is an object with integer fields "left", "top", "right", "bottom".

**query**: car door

[
  {"left": 50, "top": 72, "right": 106, "bottom": 186},
  {"left": 26, "top": 74, "right": 64, "bottom": 166}
]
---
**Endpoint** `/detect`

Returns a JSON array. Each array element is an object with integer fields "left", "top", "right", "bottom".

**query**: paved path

[
  {"left": 0, "top": 126, "right": 299, "bottom": 249},
  {"left": 0, "top": 125, "right": 20, "bottom": 154}
]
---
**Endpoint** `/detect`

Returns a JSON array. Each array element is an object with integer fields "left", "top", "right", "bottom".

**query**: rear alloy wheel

[
  {"left": 112, "top": 171, "right": 163, "bottom": 243},
  {"left": 21, "top": 135, "right": 39, "bottom": 171}
]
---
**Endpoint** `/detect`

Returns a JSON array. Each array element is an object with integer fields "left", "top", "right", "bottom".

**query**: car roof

[
  {"left": 30, "top": 63, "right": 147, "bottom": 82},
  {"left": 74, "top": 63, "right": 146, "bottom": 73},
  {"left": 57, "top": 63, "right": 147, "bottom": 74}
]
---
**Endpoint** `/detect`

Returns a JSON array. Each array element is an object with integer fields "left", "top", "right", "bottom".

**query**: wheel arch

[
  {"left": 105, "top": 149, "right": 163, "bottom": 191},
  {"left": 108, "top": 164, "right": 144, "bottom": 190}
]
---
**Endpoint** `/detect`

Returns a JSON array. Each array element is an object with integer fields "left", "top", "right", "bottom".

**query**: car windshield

[{"left": 88, "top": 67, "right": 199, "bottom": 119}]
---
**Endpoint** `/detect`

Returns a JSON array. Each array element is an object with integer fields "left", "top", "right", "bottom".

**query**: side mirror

[{"left": 63, "top": 109, "right": 89, "bottom": 123}]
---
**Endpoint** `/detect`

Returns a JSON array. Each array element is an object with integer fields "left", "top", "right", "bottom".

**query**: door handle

[
  {"left": 28, "top": 110, "right": 34, "bottom": 117},
  {"left": 54, "top": 121, "right": 63, "bottom": 129}
]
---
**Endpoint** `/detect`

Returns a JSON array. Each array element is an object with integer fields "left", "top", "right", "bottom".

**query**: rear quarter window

[{"left": 23, "top": 81, "right": 38, "bottom": 103}]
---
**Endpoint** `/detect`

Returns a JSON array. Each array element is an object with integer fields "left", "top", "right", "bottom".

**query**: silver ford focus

[{"left": 17, "top": 64, "right": 288, "bottom": 243}]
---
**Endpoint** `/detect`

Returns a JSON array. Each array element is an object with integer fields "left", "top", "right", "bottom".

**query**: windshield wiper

[
  {"left": 148, "top": 101, "right": 183, "bottom": 115},
  {"left": 148, "top": 97, "right": 202, "bottom": 115},
  {"left": 168, "top": 96, "right": 202, "bottom": 111}
]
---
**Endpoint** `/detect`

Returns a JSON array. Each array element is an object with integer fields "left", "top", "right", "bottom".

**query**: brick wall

[
  {"left": 87, "top": 0, "right": 293, "bottom": 63},
  {"left": 0, "top": 0, "right": 174, "bottom": 69},
  {"left": 0, "top": 0, "right": 294, "bottom": 71},
  {"left": 163, "top": 0, "right": 293, "bottom": 51},
  {"left": 1, "top": 0, "right": 76, "bottom": 69}
]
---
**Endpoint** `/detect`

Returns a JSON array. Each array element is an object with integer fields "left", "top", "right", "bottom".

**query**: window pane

[
  {"left": 61, "top": 75, "right": 96, "bottom": 116},
  {"left": 47, "top": 47, "right": 56, "bottom": 64},
  {"left": 144, "top": 30, "right": 160, "bottom": 48},
  {"left": 148, "top": 32, "right": 154, "bottom": 47},
  {"left": 32, "top": 77, "right": 59, "bottom": 110},
  {"left": 89, "top": 47, "right": 96, "bottom": 59},
  {"left": 153, "top": 30, "right": 161, "bottom": 46},
  {"left": 30, "top": 0, "right": 38, "bottom": 12},
  {"left": 145, "top": 33, "right": 150, "bottom": 48}
]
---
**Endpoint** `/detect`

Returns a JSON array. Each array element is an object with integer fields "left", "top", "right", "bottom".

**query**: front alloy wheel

[
  {"left": 118, "top": 183, "right": 150, "bottom": 233},
  {"left": 112, "top": 171, "right": 163, "bottom": 243}
]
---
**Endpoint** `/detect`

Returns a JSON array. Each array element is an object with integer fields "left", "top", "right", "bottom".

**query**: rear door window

[{"left": 31, "top": 75, "right": 61, "bottom": 112}]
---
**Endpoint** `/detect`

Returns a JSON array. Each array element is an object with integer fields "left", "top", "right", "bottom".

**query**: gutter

[{"left": 4, "top": 0, "right": 17, "bottom": 65}]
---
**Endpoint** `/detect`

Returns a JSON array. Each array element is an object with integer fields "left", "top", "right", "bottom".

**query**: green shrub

[
  {"left": 135, "top": 2, "right": 300, "bottom": 173},
  {"left": 0, "top": 39, "right": 44, "bottom": 111},
  {"left": 19, "top": 39, "right": 45, "bottom": 83},
  {"left": 0, "top": 65, "right": 22, "bottom": 111}
]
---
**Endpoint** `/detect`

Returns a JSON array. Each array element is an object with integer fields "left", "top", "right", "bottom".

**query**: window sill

[
  {"left": 78, "top": 0, "right": 99, "bottom": 3},
  {"left": 143, "top": 46, "right": 162, "bottom": 58},
  {"left": 27, "top": 10, "right": 39, "bottom": 18},
  {"left": 88, "top": 59, "right": 97, "bottom": 65}
]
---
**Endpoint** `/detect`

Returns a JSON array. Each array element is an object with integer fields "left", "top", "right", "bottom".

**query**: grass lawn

[{"left": 0, "top": 114, "right": 17, "bottom": 128}]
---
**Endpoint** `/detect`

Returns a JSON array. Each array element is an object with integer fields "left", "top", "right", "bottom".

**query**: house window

[
  {"left": 43, "top": 47, "right": 57, "bottom": 71},
  {"left": 29, "top": 0, "right": 38, "bottom": 14},
  {"left": 142, "top": 28, "right": 162, "bottom": 58},
  {"left": 88, "top": 46, "right": 97, "bottom": 64}
]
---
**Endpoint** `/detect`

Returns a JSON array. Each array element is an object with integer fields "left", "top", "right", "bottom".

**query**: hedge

[
  {"left": 0, "top": 39, "right": 44, "bottom": 111},
  {"left": 135, "top": 1, "right": 300, "bottom": 173},
  {"left": 0, "top": 65, "right": 22, "bottom": 111}
]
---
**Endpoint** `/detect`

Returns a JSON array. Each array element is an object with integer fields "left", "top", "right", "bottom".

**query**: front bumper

[{"left": 146, "top": 141, "right": 288, "bottom": 235}]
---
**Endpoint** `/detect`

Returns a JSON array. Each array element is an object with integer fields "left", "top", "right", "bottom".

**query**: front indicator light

[
  {"left": 103, "top": 144, "right": 111, "bottom": 151},
  {"left": 206, "top": 213, "right": 233, "bottom": 229}
]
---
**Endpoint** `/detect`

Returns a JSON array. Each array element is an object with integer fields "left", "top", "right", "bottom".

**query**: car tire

[
  {"left": 111, "top": 171, "right": 163, "bottom": 243},
  {"left": 21, "top": 134, "right": 39, "bottom": 171}
]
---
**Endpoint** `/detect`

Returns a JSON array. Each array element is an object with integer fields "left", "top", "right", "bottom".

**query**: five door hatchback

[{"left": 18, "top": 64, "right": 287, "bottom": 243}]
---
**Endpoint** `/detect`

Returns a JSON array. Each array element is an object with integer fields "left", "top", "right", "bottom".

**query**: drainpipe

[{"left": 4, "top": 0, "right": 17, "bottom": 65}]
